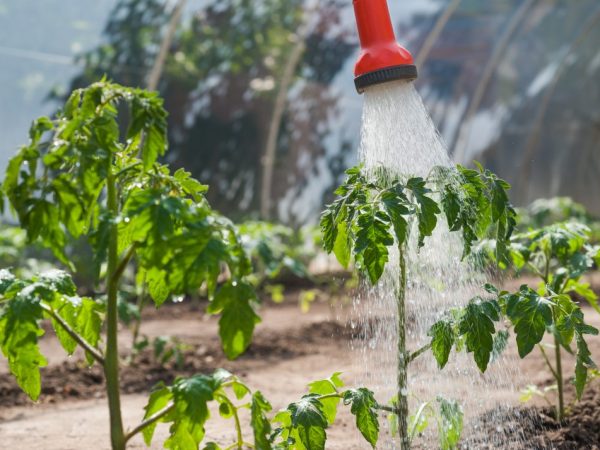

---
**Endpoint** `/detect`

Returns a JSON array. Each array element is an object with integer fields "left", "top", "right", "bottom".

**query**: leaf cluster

[
  {"left": 428, "top": 283, "right": 599, "bottom": 399},
  {"left": 272, "top": 373, "right": 379, "bottom": 449},
  {"left": 1, "top": 81, "right": 259, "bottom": 360},
  {"left": 141, "top": 371, "right": 382, "bottom": 450},
  {"left": 0, "top": 269, "right": 102, "bottom": 400},
  {"left": 320, "top": 164, "right": 515, "bottom": 284}
]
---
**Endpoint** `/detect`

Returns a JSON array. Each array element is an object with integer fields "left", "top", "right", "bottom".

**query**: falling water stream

[{"left": 350, "top": 81, "right": 536, "bottom": 449}]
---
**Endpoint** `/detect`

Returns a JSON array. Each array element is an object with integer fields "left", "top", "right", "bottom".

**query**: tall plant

[{"left": 321, "top": 163, "right": 516, "bottom": 449}]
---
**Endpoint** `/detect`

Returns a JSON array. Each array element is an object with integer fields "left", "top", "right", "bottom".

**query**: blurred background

[{"left": 1, "top": 0, "right": 599, "bottom": 224}]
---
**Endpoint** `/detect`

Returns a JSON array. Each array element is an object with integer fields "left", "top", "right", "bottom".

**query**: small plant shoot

[{"left": 321, "top": 163, "right": 516, "bottom": 449}]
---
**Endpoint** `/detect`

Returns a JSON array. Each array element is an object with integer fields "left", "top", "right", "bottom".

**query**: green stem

[
  {"left": 124, "top": 403, "right": 175, "bottom": 443},
  {"left": 222, "top": 397, "right": 244, "bottom": 450},
  {"left": 105, "top": 169, "right": 126, "bottom": 450},
  {"left": 554, "top": 335, "right": 565, "bottom": 421},
  {"left": 131, "top": 290, "right": 147, "bottom": 353},
  {"left": 408, "top": 343, "right": 431, "bottom": 365},
  {"left": 538, "top": 344, "right": 559, "bottom": 381},
  {"left": 111, "top": 244, "right": 137, "bottom": 285},
  {"left": 375, "top": 403, "right": 399, "bottom": 414},
  {"left": 40, "top": 303, "right": 105, "bottom": 365},
  {"left": 397, "top": 245, "right": 410, "bottom": 450}
]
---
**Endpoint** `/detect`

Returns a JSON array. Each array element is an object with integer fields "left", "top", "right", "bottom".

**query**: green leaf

[
  {"left": 574, "top": 322, "right": 598, "bottom": 399},
  {"left": 0, "top": 269, "right": 18, "bottom": 295},
  {"left": 437, "top": 397, "right": 463, "bottom": 450},
  {"left": 319, "top": 209, "right": 337, "bottom": 254},
  {"left": 428, "top": 320, "right": 455, "bottom": 369},
  {"left": 287, "top": 396, "right": 328, "bottom": 450},
  {"left": 505, "top": 290, "right": 553, "bottom": 358},
  {"left": 38, "top": 269, "right": 77, "bottom": 295},
  {"left": 308, "top": 373, "right": 344, "bottom": 425},
  {"left": 0, "top": 292, "right": 47, "bottom": 400},
  {"left": 354, "top": 206, "right": 393, "bottom": 284},
  {"left": 491, "top": 330, "right": 509, "bottom": 362},
  {"left": 76, "top": 298, "right": 103, "bottom": 364},
  {"left": 406, "top": 178, "right": 440, "bottom": 247},
  {"left": 441, "top": 188, "right": 461, "bottom": 232},
  {"left": 458, "top": 301, "right": 498, "bottom": 372},
  {"left": 207, "top": 281, "right": 261, "bottom": 359},
  {"left": 343, "top": 388, "right": 379, "bottom": 448},
  {"left": 566, "top": 280, "right": 600, "bottom": 314},
  {"left": 143, "top": 384, "right": 173, "bottom": 445},
  {"left": 332, "top": 221, "right": 351, "bottom": 269},
  {"left": 380, "top": 189, "right": 409, "bottom": 246},
  {"left": 491, "top": 180, "right": 508, "bottom": 223},
  {"left": 164, "top": 374, "right": 221, "bottom": 450},
  {"left": 251, "top": 391, "right": 272, "bottom": 450}
]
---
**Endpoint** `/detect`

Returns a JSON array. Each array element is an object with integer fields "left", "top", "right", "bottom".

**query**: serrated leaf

[
  {"left": 343, "top": 388, "right": 379, "bottom": 448},
  {"left": 143, "top": 384, "right": 173, "bottom": 445},
  {"left": 251, "top": 391, "right": 272, "bottom": 450},
  {"left": 332, "top": 222, "right": 351, "bottom": 269},
  {"left": 164, "top": 374, "right": 220, "bottom": 450},
  {"left": 574, "top": 322, "right": 598, "bottom": 399},
  {"left": 354, "top": 206, "right": 393, "bottom": 284},
  {"left": 380, "top": 189, "right": 409, "bottom": 246},
  {"left": 207, "top": 282, "right": 260, "bottom": 359},
  {"left": 458, "top": 302, "right": 498, "bottom": 372},
  {"left": 428, "top": 320, "right": 455, "bottom": 369},
  {"left": 288, "top": 396, "right": 328, "bottom": 450},
  {"left": 406, "top": 177, "right": 440, "bottom": 247},
  {"left": 0, "top": 293, "right": 47, "bottom": 400},
  {"left": 308, "top": 373, "right": 343, "bottom": 425},
  {"left": 0, "top": 269, "right": 17, "bottom": 294},
  {"left": 76, "top": 297, "right": 103, "bottom": 365},
  {"left": 491, "top": 330, "right": 509, "bottom": 362},
  {"left": 505, "top": 290, "right": 553, "bottom": 358},
  {"left": 566, "top": 280, "right": 600, "bottom": 313}
]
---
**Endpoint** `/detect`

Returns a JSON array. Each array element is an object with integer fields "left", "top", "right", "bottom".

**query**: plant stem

[
  {"left": 124, "top": 403, "right": 175, "bottom": 443},
  {"left": 554, "top": 335, "right": 565, "bottom": 422},
  {"left": 408, "top": 343, "right": 432, "bottom": 365},
  {"left": 396, "top": 245, "right": 410, "bottom": 450},
  {"left": 131, "top": 290, "right": 147, "bottom": 352},
  {"left": 111, "top": 244, "right": 137, "bottom": 285},
  {"left": 538, "top": 344, "right": 559, "bottom": 381},
  {"left": 105, "top": 169, "right": 126, "bottom": 450},
  {"left": 375, "top": 403, "right": 399, "bottom": 414},
  {"left": 222, "top": 396, "right": 244, "bottom": 450},
  {"left": 40, "top": 303, "right": 105, "bottom": 365}
]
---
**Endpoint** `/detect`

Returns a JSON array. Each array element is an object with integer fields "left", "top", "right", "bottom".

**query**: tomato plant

[
  {"left": 0, "top": 82, "right": 385, "bottom": 450},
  {"left": 321, "top": 163, "right": 516, "bottom": 449},
  {"left": 485, "top": 222, "right": 600, "bottom": 420}
]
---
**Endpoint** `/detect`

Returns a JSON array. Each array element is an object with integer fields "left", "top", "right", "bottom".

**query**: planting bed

[{"left": 1, "top": 280, "right": 600, "bottom": 449}]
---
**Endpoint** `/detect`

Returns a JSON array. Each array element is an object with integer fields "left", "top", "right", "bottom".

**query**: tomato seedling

[
  {"left": 485, "top": 222, "right": 600, "bottom": 420},
  {"left": 321, "top": 163, "right": 516, "bottom": 449}
]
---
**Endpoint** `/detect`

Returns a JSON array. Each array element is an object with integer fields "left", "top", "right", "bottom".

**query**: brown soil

[
  {"left": 464, "top": 379, "right": 600, "bottom": 450},
  {"left": 1, "top": 277, "right": 600, "bottom": 449},
  {"left": 0, "top": 319, "right": 349, "bottom": 408}
]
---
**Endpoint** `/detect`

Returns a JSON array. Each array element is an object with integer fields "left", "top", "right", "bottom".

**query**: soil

[{"left": 1, "top": 277, "right": 600, "bottom": 449}]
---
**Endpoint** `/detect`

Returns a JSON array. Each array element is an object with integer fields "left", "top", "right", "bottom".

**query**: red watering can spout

[{"left": 353, "top": 0, "right": 418, "bottom": 93}]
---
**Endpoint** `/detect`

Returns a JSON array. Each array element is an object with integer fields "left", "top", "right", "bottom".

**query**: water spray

[{"left": 353, "top": 0, "right": 417, "bottom": 93}]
